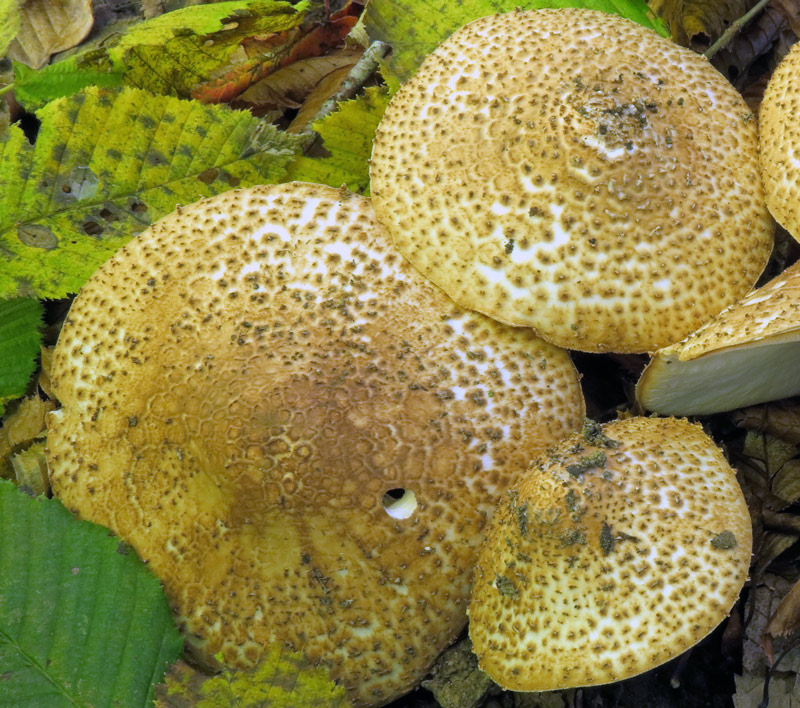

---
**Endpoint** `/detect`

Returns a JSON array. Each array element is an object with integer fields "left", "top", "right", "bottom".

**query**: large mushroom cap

[
  {"left": 45, "top": 182, "right": 585, "bottom": 707},
  {"left": 469, "top": 417, "right": 752, "bottom": 691},
  {"left": 370, "top": 8, "right": 773, "bottom": 353},
  {"left": 636, "top": 259, "right": 800, "bottom": 416},
  {"left": 759, "top": 40, "right": 800, "bottom": 241}
]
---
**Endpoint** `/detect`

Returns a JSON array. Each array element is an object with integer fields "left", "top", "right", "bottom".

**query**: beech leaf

[
  {"left": 0, "top": 86, "right": 302, "bottom": 299},
  {"left": 0, "top": 299, "right": 43, "bottom": 416},
  {"left": 79, "top": 0, "right": 310, "bottom": 99},
  {"left": 284, "top": 85, "right": 390, "bottom": 194},
  {"left": 0, "top": 479, "right": 184, "bottom": 706}
]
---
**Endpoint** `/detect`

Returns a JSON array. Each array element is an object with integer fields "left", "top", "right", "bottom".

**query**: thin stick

[
  {"left": 704, "top": 0, "right": 772, "bottom": 60},
  {"left": 298, "top": 40, "right": 391, "bottom": 150}
]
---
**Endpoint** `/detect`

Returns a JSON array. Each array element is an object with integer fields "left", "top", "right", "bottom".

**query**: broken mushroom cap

[
  {"left": 370, "top": 8, "right": 773, "bottom": 353},
  {"left": 759, "top": 40, "right": 800, "bottom": 241},
  {"left": 636, "top": 259, "right": 800, "bottom": 416},
  {"left": 468, "top": 417, "right": 752, "bottom": 691},
  {"left": 45, "top": 182, "right": 585, "bottom": 708}
]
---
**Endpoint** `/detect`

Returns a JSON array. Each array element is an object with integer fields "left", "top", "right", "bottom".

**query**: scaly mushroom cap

[
  {"left": 370, "top": 8, "right": 773, "bottom": 353},
  {"left": 759, "top": 40, "right": 800, "bottom": 241},
  {"left": 636, "top": 259, "right": 800, "bottom": 415},
  {"left": 469, "top": 417, "right": 752, "bottom": 691},
  {"left": 45, "top": 182, "right": 585, "bottom": 707}
]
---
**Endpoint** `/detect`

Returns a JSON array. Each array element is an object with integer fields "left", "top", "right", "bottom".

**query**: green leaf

[
  {"left": 0, "top": 298, "right": 43, "bottom": 417},
  {"left": 0, "top": 0, "right": 24, "bottom": 56},
  {"left": 0, "top": 479, "right": 184, "bottom": 707},
  {"left": 285, "top": 86, "right": 390, "bottom": 194},
  {"left": 154, "top": 649, "right": 353, "bottom": 708},
  {"left": 0, "top": 86, "right": 302, "bottom": 299},
  {"left": 11, "top": 58, "right": 124, "bottom": 109},
  {"left": 364, "top": 0, "right": 671, "bottom": 85},
  {"left": 80, "top": 0, "right": 310, "bottom": 98}
]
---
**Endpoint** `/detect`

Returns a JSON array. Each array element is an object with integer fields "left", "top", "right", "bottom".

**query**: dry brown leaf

[
  {"left": 744, "top": 574, "right": 800, "bottom": 672},
  {"left": 7, "top": 0, "right": 94, "bottom": 69},
  {"left": 774, "top": 459, "right": 800, "bottom": 504},
  {"left": 241, "top": 49, "right": 362, "bottom": 108},
  {"left": 752, "top": 532, "right": 797, "bottom": 579},
  {"left": 734, "top": 671, "right": 800, "bottom": 708},
  {"left": 764, "top": 577, "right": 800, "bottom": 654},
  {"left": 287, "top": 60, "right": 357, "bottom": 133},
  {"left": 734, "top": 402, "right": 800, "bottom": 445},
  {"left": 773, "top": 0, "right": 800, "bottom": 36},
  {"left": 711, "top": 3, "right": 787, "bottom": 86},
  {"left": 649, "top": 0, "right": 753, "bottom": 46}
]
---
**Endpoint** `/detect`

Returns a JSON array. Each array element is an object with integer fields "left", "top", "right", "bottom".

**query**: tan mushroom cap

[
  {"left": 45, "top": 182, "right": 585, "bottom": 707},
  {"left": 637, "top": 259, "right": 800, "bottom": 416},
  {"left": 759, "top": 40, "right": 800, "bottom": 241},
  {"left": 468, "top": 417, "right": 752, "bottom": 691},
  {"left": 370, "top": 8, "right": 773, "bottom": 354}
]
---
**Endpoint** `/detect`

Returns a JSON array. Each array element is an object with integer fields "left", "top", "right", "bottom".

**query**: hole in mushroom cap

[{"left": 381, "top": 488, "right": 417, "bottom": 519}]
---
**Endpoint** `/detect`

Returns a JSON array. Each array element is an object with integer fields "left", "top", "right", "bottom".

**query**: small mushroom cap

[
  {"left": 45, "top": 182, "right": 585, "bottom": 707},
  {"left": 637, "top": 260, "right": 800, "bottom": 416},
  {"left": 370, "top": 8, "right": 773, "bottom": 353},
  {"left": 468, "top": 417, "right": 752, "bottom": 691},
  {"left": 759, "top": 41, "right": 800, "bottom": 241}
]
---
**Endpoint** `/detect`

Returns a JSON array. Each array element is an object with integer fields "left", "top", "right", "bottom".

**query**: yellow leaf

[
  {"left": 11, "top": 440, "right": 49, "bottom": 495},
  {"left": 155, "top": 649, "right": 353, "bottom": 708}
]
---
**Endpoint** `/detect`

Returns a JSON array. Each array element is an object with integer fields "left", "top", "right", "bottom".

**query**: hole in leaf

[{"left": 82, "top": 220, "right": 103, "bottom": 236}]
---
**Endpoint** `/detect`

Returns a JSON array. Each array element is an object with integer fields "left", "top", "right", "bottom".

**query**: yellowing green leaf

[
  {"left": 0, "top": 0, "right": 24, "bottom": 57},
  {"left": 365, "top": 0, "right": 670, "bottom": 85},
  {"left": 80, "top": 0, "right": 310, "bottom": 98},
  {"left": 285, "top": 85, "right": 390, "bottom": 194},
  {"left": 0, "top": 479, "right": 184, "bottom": 707},
  {"left": 154, "top": 650, "right": 353, "bottom": 708},
  {"left": 0, "top": 299, "right": 43, "bottom": 416},
  {"left": 0, "top": 86, "right": 302, "bottom": 299}
]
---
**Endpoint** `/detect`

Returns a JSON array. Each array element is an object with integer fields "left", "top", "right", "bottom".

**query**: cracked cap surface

[
  {"left": 370, "top": 8, "right": 773, "bottom": 353},
  {"left": 46, "top": 182, "right": 585, "bottom": 707}
]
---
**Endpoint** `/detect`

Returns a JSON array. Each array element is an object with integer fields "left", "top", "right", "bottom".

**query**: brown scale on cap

[
  {"left": 760, "top": 40, "right": 800, "bottom": 241},
  {"left": 370, "top": 8, "right": 773, "bottom": 353},
  {"left": 45, "top": 182, "right": 585, "bottom": 707},
  {"left": 469, "top": 417, "right": 752, "bottom": 691}
]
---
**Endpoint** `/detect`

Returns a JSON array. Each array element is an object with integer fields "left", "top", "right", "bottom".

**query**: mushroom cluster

[
  {"left": 370, "top": 8, "right": 773, "bottom": 353},
  {"left": 46, "top": 182, "right": 585, "bottom": 707},
  {"left": 43, "top": 7, "right": 768, "bottom": 705},
  {"left": 469, "top": 417, "right": 752, "bottom": 691}
]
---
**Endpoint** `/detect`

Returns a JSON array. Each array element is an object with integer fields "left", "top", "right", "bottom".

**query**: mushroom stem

[{"left": 296, "top": 40, "right": 391, "bottom": 146}]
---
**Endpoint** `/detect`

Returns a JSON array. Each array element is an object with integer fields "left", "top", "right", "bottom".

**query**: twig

[
  {"left": 298, "top": 40, "right": 391, "bottom": 150},
  {"left": 705, "top": 0, "right": 772, "bottom": 60}
]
